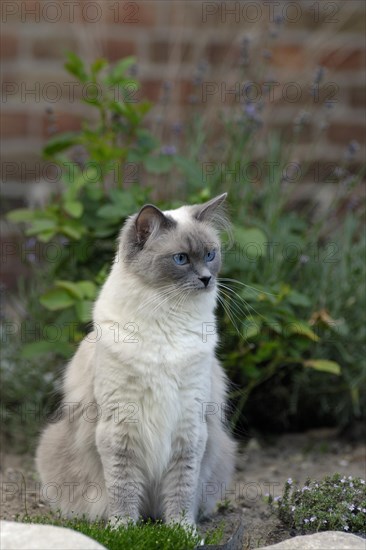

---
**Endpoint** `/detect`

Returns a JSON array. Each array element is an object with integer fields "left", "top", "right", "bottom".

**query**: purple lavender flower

[
  {"left": 160, "top": 145, "right": 177, "bottom": 156},
  {"left": 244, "top": 103, "right": 257, "bottom": 118}
]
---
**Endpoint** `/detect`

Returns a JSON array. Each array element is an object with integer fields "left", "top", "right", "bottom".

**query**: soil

[{"left": 1, "top": 429, "right": 365, "bottom": 549}]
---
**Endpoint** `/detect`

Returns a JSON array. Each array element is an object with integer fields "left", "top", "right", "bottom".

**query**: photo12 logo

[
  {"left": 1, "top": 1, "right": 140, "bottom": 24},
  {"left": 201, "top": 2, "right": 339, "bottom": 24}
]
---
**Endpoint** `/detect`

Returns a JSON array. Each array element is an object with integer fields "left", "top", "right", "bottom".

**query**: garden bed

[{"left": 1, "top": 429, "right": 365, "bottom": 548}]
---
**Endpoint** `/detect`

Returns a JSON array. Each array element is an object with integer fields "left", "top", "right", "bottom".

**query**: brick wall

[{"left": 1, "top": 0, "right": 365, "bottom": 286}]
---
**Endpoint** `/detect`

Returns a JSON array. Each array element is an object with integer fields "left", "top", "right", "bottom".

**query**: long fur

[{"left": 36, "top": 194, "right": 236, "bottom": 526}]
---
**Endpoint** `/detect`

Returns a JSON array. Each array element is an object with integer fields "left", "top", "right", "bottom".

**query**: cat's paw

[{"left": 108, "top": 515, "right": 134, "bottom": 530}]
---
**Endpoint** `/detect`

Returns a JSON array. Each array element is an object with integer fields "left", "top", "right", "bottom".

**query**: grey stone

[
  {"left": 257, "top": 531, "right": 366, "bottom": 550},
  {"left": 0, "top": 521, "right": 107, "bottom": 550}
]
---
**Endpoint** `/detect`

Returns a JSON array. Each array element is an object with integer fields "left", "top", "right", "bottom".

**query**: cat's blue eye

[
  {"left": 173, "top": 253, "right": 189, "bottom": 265},
  {"left": 205, "top": 250, "right": 216, "bottom": 262}
]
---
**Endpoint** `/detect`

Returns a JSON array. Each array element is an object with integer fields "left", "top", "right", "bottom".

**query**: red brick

[
  {"left": 327, "top": 122, "right": 366, "bottom": 145},
  {"left": 33, "top": 37, "right": 78, "bottom": 59},
  {"left": 349, "top": 86, "right": 366, "bottom": 108},
  {"left": 1, "top": 113, "right": 29, "bottom": 138},
  {"left": 1, "top": 153, "right": 47, "bottom": 184},
  {"left": 1, "top": 35, "right": 18, "bottom": 59},
  {"left": 140, "top": 79, "right": 163, "bottom": 102},
  {"left": 150, "top": 41, "right": 193, "bottom": 63},
  {"left": 319, "top": 49, "right": 365, "bottom": 71},
  {"left": 271, "top": 45, "right": 305, "bottom": 68},
  {"left": 205, "top": 42, "right": 232, "bottom": 64},
  {"left": 42, "top": 112, "right": 82, "bottom": 138},
  {"left": 103, "top": 39, "right": 136, "bottom": 62}
]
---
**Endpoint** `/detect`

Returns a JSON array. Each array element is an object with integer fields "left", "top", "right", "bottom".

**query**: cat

[{"left": 36, "top": 193, "right": 236, "bottom": 529}]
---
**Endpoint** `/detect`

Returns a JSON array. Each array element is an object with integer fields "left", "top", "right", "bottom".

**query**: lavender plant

[{"left": 271, "top": 474, "right": 366, "bottom": 535}]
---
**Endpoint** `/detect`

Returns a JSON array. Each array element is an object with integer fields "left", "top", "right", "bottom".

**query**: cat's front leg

[
  {"left": 96, "top": 421, "right": 143, "bottom": 525},
  {"left": 161, "top": 429, "right": 207, "bottom": 528}
]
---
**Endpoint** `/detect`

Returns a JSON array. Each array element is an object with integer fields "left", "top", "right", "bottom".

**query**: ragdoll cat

[{"left": 36, "top": 193, "right": 236, "bottom": 528}]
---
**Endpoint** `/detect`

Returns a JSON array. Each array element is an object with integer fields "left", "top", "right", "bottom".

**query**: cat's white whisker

[{"left": 218, "top": 277, "right": 276, "bottom": 297}]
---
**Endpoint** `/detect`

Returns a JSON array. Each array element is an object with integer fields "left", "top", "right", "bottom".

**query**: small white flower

[
  {"left": 360, "top": 479, "right": 365, "bottom": 485},
  {"left": 304, "top": 519, "right": 309, "bottom": 524},
  {"left": 348, "top": 504, "right": 355, "bottom": 511},
  {"left": 287, "top": 478, "right": 293, "bottom": 485},
  {"left": 310, "top": 516, "right": 316, "bottom": 522},
  {"left": 291, "top": 506, "right": 296, "bottom": 512},
  {"left": 343, "top": 525, "right": 349, "bottom": 531}
]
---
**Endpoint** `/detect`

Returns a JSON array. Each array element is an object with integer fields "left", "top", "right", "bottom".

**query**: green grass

[{"left": 21, "top": 515, "right": 224, "bottom": 549}]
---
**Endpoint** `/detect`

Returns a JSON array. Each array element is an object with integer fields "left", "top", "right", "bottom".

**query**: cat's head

[{"left": 119, "top": 193, "right": 229, "bottom": 293}]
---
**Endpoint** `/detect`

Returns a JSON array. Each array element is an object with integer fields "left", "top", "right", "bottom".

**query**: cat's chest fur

[{"left": 93, "top": 282, "right": 215, "bottom": 477}]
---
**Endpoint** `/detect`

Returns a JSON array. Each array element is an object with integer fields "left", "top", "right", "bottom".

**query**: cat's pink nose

[{"left": 199, "top": 276, "right": 211, "bottom": 288}]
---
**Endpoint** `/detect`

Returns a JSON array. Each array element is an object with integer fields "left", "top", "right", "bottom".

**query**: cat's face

[{"left": 120, "top": 194, "right": 228, "bottom": 294}]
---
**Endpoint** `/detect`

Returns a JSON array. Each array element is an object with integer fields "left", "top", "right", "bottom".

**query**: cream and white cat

[{"left": 36, "top": 193, "right": 236, "bottom": 528}]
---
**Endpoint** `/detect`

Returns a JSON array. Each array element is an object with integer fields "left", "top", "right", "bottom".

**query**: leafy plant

[
  {"left": 4, "top": 48, "right": 365, "bottom": 444},
  {"left": 271, "top": 474, "right": 366, "bottom": 535}
]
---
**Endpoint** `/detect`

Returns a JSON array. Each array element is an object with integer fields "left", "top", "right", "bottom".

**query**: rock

[
  {"left": 0, "top": 521, "right": 107, "bottom": 550},
  {"left": 257, "top": 531, "right": 366, "bottom": 550}
]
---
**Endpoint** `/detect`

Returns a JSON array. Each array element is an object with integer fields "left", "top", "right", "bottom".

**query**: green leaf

[
  {"left": 6, "top": 209, "right": 36, "bottom": 223},
  {"left": 287, "top": 290, "right": 312, "bottom": 308},
  {"left": 64, "top": 52, "right": 88, "bottom": 83},
  {"left": 134, "top": 128, "right": 159, "bottom": 153},
  {"left": 36, "top": 230, "right": 57, "bottom": 243},
  {"left": 287, "top": 321, "right": 319, "bottom": 341},
  {"left": 40, "top": 288, "right": 75, "bottom": 311},
  {"left": 303, "top": 359, "right": 341, "bottom": 375},
  {"left": 25, "top": 219, "right": 57, "bottom": 236},
  {"left": 60, "top": 224, "right": 84, "bottom": 240},
  {"left": 91, "top": 58, "right": 107, "bottom": 77},
  {"left": 21, "top": 340, "right": 73, "bottom": 359},
  {"left": 43, "top": 132, "right": 79, "bottom": 157},
  {"left": 144, "top": 155, "right": 174, "bottom": 174},
  {"left": 232, "top": 226, "right": 267, "bottom": 260},
  {"left": 75, "top": 300, "right": 93, "bottom": 323},
  {"left": 243, "top": 320, "right": 262, "bottom": 340},
  {"left": 55, "top": 280, "right": 84, "bottom": 300},
  {"left": 97, "top": 204, "right": 123, "bottom": 220},
  {"left": 105, "top": 57, "right": 136, "bottom": 85},
  {"left": 76, "top": 281, "right": 97, "bottom": 299},
  {"left": 64, "top": 201, "right": 83, "bottom": 218}
]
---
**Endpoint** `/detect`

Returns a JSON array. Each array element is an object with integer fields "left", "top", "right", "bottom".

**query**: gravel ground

[{"left": 1, "top": 429, "right": 365, "bottom": 548}]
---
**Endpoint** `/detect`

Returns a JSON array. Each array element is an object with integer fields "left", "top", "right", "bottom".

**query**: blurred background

[{"left": 1, "top": 0, "right": 365, "bottom": 450}]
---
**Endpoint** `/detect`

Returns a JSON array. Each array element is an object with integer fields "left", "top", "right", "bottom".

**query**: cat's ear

[
  {"left": 193, "top": 193, "right": 231, "bottom": 239},
  {"left": 135, "top": 204, "right": 173, "bottom": 244},
  {"left": 194, "top": 193, "right": 228, "bottom": 223}
]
